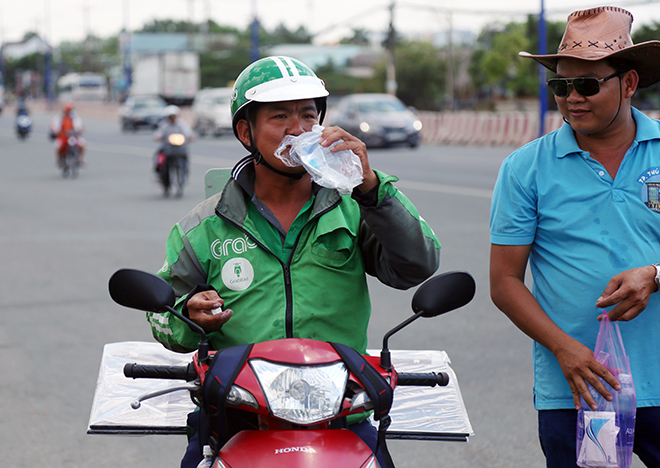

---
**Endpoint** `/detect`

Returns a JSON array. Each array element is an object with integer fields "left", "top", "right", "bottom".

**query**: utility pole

[
  {"left": 538, "top": 0, "right": 548, "bottom": 137},
  {"left": 121, "top": 0, "right": 132, "bottom": 102},
  {"left": 43, "top": 0, "right": 54, "bottom": 105},
  {"left": 82, "top": 0, "right": 91, "bottom": 71},
  {"left": 250, "top": 0, "right": 259, "bottom": 63},
  {"left": 446, "top": 11, "right": 455, "bottom": 110},
  {"left": 385, "top": 1, "right": 396, "bottom": 95}
]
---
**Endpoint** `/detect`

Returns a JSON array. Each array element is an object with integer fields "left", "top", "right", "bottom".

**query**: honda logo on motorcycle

[{"left": 274, "top": 446, "right": 317, "bottom": 455}]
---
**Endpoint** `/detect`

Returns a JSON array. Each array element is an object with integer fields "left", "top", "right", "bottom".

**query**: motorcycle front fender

[{"left": 217, "top": 429, "right": 376, "bottom": 468}]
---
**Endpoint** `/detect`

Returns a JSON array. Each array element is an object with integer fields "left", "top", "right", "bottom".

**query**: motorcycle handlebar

[
  {"left": 123, "top": 363, "right": 197, "bottom": 382},
  {"left": 396, "top": 372, "right": 450, "bottom": 387}
]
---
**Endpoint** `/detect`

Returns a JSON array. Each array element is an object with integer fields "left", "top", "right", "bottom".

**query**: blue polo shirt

[{"left": 490, "top": 107, "right": 660, "bottom": 410}]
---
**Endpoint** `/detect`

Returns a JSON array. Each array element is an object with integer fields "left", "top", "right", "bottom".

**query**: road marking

[
  {"left": 90, "top": 141, "right": 236, "bottom": 167},
  {"left": 47, "top": 140, "right": 493, "bottom": 200}
]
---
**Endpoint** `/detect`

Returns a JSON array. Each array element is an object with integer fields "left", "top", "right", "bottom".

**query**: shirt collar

[{"left": 554, "top": 107, "right": 660, "bottom": 159}]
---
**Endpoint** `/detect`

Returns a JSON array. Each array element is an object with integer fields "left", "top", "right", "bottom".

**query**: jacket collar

[{"left": 216, "top": 156, "right": 342, "bottom": 225}]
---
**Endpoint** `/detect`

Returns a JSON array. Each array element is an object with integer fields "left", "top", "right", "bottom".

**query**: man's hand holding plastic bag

[
  {"left": 576, "top": 313, "right": 636, "bottom": 468},
  {"left": 274, "top": 124, "right": 378, "bottom": 195}
]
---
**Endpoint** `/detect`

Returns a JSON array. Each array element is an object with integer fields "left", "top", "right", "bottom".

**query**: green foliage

[
  {"left": 368, "top": 40, "right": 446, "bottom": 110},
  {"left": 340, "top": 28, "right": 371, "bottom": 46},
  {"left": 199, "top": 50, "right": 252, "bottom": 88},
  {"left": 470, "top": 17, "right": 566, "bottom": 100},
  {"left": 3, "top": 52, "right": 44, "bottom": 90},
  {"left": 631, "top": 23, "right": 660, "bottom": 109},
  {"left": 395, "top": 41, "right": 446, "bottom": 110},
  {"left": 269, "top": 24, "right": 313, "bottom": 44},
  {"left": 315, "top": 61, "right": 377, "bottom": 96}
]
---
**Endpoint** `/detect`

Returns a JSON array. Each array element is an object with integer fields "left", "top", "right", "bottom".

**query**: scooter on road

[
  {"left": 155, "top": 131, "right": 188, "bottom": 198},
  {"left": 16, "top": 112, "right": 32, "bottom": 140}
]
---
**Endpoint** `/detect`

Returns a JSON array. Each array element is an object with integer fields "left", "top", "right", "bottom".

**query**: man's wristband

[{"left": 652, "top": 263, "right": 660, "bottom": 292}]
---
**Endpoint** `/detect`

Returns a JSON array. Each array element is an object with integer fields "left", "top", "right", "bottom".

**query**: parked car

[
  {"left": 120, "top": 95, "right": 168, "bottom": 131},
  {"left": 328, "top": 93, "right": 422, "bottom": 148},
  {"left": 192, "top": 87, "right": 233, "bottom": 137}
]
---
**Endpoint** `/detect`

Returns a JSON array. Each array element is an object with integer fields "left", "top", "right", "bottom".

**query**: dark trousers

[{"left": 538, "top": 407, "right": 660, "bottom": 468}]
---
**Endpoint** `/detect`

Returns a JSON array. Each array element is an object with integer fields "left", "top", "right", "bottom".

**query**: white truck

[{"left": 130, "top": 51, "right": 200, "bottom": 106}]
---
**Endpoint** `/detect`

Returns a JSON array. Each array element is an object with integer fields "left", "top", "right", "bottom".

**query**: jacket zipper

[{"left": 217, "top": 196, "right": 342, "bottom": 339}]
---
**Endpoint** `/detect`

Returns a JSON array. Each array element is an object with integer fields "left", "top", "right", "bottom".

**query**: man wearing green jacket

[{"left": 148, "top": 56, "right": 441, "bottom": 468}]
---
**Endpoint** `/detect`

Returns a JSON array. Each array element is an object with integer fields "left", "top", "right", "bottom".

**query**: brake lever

[{"left": 131, "top": 381, "right": 201, "bottom": 409}]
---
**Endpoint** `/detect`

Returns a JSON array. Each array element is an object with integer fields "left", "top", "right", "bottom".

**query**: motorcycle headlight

[
  {"left": 168, "top": 133, "right": 186, "bottom": 146},
  {"left": 68, "top": 136, "right": 77, "bottom": 146},
  {"left": 250, "top": 359, "right": 348, "bottom": 425}
]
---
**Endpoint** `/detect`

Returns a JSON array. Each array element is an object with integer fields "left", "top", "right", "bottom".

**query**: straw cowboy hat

[{"left": 520, "top": 6, "right": 660, "bottom": 89}]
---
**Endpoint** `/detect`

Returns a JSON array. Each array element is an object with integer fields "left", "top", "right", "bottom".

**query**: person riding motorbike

[
  {"left": 15, "top": 99, "right": 32, "bottom": 139},
  {"left": 147, "top": 56, "right": 441, "bottom": 468},
  {"left": 50, "top": 102, "right": 85, "bottom": 167},
  {"left": 153, "top": 105, "right": 194, "bottom": 196}
]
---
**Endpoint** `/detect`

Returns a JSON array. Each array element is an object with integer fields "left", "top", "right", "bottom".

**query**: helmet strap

[{"left": 253, "top": 151, "right": 307, "bottom": 183}]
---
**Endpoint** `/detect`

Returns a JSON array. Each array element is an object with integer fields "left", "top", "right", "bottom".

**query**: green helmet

[{"left": 231, "top": 56, "right": 329, "bottom": 141}]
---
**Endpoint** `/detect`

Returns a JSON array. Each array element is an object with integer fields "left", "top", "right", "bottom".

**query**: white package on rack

[{"left": 88, "top": 342, "right": 473, "bottom": 441}]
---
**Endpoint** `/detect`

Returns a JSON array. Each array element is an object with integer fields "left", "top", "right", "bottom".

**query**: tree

[
  {"left": 269, "top": 24, "right": 312, "bottom": 44},
  {"left": 369, "top": 40, "right": 446, "bottom": 110},
  {"left": 631, "top": 23, "right": 660, "bottom": 109},
  {"left": 314, "top": 60, "right": 375, "bottom": 96},
  {"left": 340, "top": 28, "right": 371, "bottom": 46},
  {"left": 469, "top": 17, "right": 566, "bottom": 104}
]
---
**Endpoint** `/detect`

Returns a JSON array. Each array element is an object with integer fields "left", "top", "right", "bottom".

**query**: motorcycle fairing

[{"left": 217, "top": 429, "right": 376, "bottom": 468}]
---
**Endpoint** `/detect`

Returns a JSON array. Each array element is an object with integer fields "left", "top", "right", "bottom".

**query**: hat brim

[{"left": 520, "top": 41, "right": 660, "bottom": 89}]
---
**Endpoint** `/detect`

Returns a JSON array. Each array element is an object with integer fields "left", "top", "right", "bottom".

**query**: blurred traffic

[
  {"left": 328, "top": 93, "right": 422, "bottom": 148},
  {"left": 120, "top": 94, "right": 168, "bottom": 131}
]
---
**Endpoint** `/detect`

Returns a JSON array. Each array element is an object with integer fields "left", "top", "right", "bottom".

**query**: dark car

[
  {"left": 120, "top": 95, "right": 169, "bottom": 131},
  {"left": 328, "top": 93, "right": 422, "bottom": 148}
]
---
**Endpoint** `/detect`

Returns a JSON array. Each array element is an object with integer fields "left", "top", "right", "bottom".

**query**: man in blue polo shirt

[{"left": 489, "top": 6, "right": 660, "bottom": 467}]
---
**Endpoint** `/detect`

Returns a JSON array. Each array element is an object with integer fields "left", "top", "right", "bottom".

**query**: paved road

[{"left": 0, "top": 102, "right": 629, "bottom": 468}]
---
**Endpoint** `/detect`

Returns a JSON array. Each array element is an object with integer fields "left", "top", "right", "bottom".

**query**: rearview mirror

[
  {"left": 411, "top": 271, "right": 476, "bottom": 318},
  {"left": 108, "top": 269, "right": 175, "bottom": 313}
]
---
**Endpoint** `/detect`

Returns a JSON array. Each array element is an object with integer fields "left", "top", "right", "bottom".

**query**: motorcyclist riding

[
  {"left": 15, "top": 99, "right": 32, "bottom": 139},
  {"left": 50, "top": 102, "right": 85, "bottom": 167},
  {"left": 154, "top": 105, "right": 194, "bottom": 197},
  {"left": 147, "top": 56, "right": 441, "bottom": 468}
]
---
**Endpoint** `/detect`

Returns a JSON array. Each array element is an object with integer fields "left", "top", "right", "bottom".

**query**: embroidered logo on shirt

[
  {"left": 222, "top": 257, "right": 254, "bottom": 291},
  {"left": 637, "top": 166, "right": 660, "bottom": 213}
]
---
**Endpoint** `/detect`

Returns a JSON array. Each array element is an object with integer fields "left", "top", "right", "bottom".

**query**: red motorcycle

[{"left": 108, "top": 269, "right": 475, "bottom": 468}]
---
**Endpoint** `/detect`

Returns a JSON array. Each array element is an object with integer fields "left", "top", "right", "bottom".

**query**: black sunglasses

[{"left": 546, "top": 71, "right": 625, "bottom": 98}]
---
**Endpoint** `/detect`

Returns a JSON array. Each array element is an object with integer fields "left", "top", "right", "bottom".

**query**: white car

[{"left": 192, "top": 87, "right": 233, "bottom": 137}]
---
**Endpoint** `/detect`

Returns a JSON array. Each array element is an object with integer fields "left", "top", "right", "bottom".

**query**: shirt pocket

[{"left": 311, "top": 227, "right": 357, "bottom": 267}]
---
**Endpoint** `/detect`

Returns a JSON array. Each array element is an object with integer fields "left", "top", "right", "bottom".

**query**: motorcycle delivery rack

[
  {"left": 88, "top": 342, "right": 473, "bottom": 442},
  {"left": 90, "top": 269, "right": 475, "bottom": 443}
]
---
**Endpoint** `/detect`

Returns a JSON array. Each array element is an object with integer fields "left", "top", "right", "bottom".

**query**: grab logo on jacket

[
  {"left": 221, "top": 257, "right": 254, "bottom": 291},
  {"left": 212, "top": 236, "right": 256, "bottom": 291},
  {"left": 211, "top": 236, "right": 258, "bottom": 259}
]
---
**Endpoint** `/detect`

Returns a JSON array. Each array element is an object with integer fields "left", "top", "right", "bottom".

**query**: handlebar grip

[
  {"left": 397, "top": 372, "right": 450, "bottom": 387},
  {"left": 123, "top": 363, "right": 196, "bottom": 381}
]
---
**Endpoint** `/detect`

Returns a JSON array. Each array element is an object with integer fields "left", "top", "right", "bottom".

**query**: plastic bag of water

[{"left": 274, "top": 125, "right": 363, "bottom": 195}]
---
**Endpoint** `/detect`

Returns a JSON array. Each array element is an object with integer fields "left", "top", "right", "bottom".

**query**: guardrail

[{"left": 418, "top": 110, "right": 660, "bottom": 147}]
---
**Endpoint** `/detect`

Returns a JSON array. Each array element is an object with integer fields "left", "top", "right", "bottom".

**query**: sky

[{"left": 1, "top": 0, "right": 660, "bottom": 46}]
